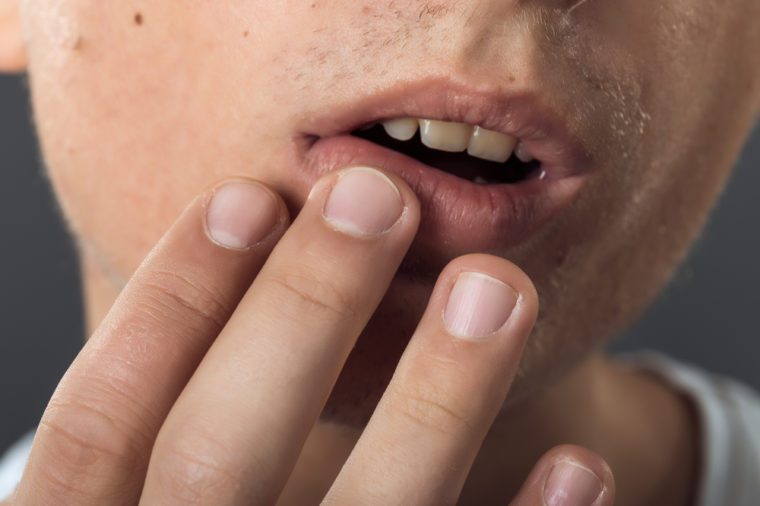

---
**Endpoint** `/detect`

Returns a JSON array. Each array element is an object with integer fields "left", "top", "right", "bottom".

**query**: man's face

[{"left": 16, "top": 1, "right": 759, "bottom": 425}]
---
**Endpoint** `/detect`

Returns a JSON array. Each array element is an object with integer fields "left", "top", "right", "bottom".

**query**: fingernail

[
  {"left": 544, "top": 461, "right": 604, "bottom": 506},
  {"left": 206, "top": 181, "right": 280, "bottom": 249},
  {"left": 443, "top": 272, "right": 518, "bottom": 338},
  {"left": 323, "top": 167, "right": 404, "bottom": 237}
]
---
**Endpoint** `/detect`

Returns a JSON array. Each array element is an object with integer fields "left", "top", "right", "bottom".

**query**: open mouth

[
  {"left": 352, "top": 119, "right": 543, "bottom": 185},
  {"left": 297, "top": 80, "right": 593, "bottom": 256}
]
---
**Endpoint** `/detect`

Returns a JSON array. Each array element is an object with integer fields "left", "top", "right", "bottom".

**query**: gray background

[{"left": 1, "top": 74, "right": 759, "bottom": 453}]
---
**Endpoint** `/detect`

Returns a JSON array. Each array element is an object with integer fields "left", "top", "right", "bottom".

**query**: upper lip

[{"left": 297, "top": 77, "right": 593, "bottom": 180}]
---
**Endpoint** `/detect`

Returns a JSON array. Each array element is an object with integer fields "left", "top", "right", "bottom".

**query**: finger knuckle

[
  {"left": 136, "top": 269, "right": 231, "bottom": 334},
  {"left": 154, "top": 428, "right": 248, "bottom": 504},
  {"left": 388, "top": 380, "right": 474, "bottom": 436},
  {"left": 37, "top": 395, "right": 146, "bottom": 490},
  {"left": 267, "top": 268, "right": 357, "bottom": 321}
]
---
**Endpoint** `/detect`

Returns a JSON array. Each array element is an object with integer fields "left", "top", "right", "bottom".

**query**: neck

[
  {"left": 461, "top": 355, "right": 700, "bottom": 505},
  {"left": 81, "top": 253, "right": 700, "bottom": 506},
  {"left": 279, "top": 356, "right": 699, "bottom": 506}
]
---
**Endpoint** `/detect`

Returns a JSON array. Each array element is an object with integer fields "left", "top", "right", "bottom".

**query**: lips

[{"left": 294, "top": 79, "right": 594, "bottom": 260}]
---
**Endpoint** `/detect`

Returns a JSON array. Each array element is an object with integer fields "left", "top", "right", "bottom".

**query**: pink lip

[{"left": 293, "top": 78, "right": 594, "bottom": 262}]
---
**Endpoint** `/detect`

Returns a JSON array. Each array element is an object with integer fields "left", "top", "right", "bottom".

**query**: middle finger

[{"left": 140, "top": 166, "right": 420, "bottom": 505}]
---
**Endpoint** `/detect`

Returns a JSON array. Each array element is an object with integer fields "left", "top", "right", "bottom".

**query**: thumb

[{"left": 510, "top": 445, "right": 615, "bottom": 506}]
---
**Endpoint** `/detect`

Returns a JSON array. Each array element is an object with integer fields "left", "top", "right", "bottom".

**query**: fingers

[
  {"left": 323, "top": 254, "right": 539, "bottom": 506},
  {"left": 14, "top": 179, "right": 289, "bottom": 506},
  {"left": 510, "top": 445, "right": 615, "bottom": 506},
  {"left": 140, "top": 167, "right": 420, "bottom": 505}
]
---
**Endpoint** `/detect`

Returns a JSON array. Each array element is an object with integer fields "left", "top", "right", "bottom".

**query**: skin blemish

[
  {"left": 134, "top": 12, "right": 144, "bottom": 26},
  {"left": 244, "top": 30, "right": 249, "bottom": 38},
  {"left": 47, "top": 10, "right": 83, "bottom": 54},
  {"left": 555, "top": 245, "right": 571, "bottom": 267}
]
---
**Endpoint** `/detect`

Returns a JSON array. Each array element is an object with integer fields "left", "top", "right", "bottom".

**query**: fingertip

[
  {"left": 307, "top": 165, "right": 422, "bottom": 238},
  {"left": 435, "top": 254, "right": 540, "bottom": 337},
  {"left": 513, "top": 445, "right": 615, "bottom": 506},
  {"left": 551, "top": 446, "right": 615, "bottom": 506},
  {"left": 201, "top": 177, "right": 290, "bottom": 251},
  {"left": 379, "top": 168, "right": 422, "bottom": 230}
]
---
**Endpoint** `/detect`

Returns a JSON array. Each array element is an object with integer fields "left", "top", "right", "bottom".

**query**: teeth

[
  {"left": 515, "top": 142, "right": 535, "bottom": 163},
  {"left": 467, "top": 127, "right": 517, "bottom": 163},
  {"left": 375, "top": 117, "right": 532, "bottom": 165},
  {"left": 419, "top": 119, "right": 473, "bottom": 152},
  {"left": 382, "top": 118, "right": 419, "bottom": 141}
]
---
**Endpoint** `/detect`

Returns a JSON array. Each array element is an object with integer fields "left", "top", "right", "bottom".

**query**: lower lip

[{"left": 302, "top": 135, "right": 589, "bottom": 255}]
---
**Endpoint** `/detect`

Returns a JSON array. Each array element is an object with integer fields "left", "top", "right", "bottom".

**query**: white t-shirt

[{"left": 1, "top": 352, "right": 759, "bottom": 504}]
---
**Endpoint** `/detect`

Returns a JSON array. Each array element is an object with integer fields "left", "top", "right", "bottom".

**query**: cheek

[
  {"left": 22, "top": 1, "right": 299, "bottom": 276},
  {"left": 505, "top": 12, "right": 742, "bottom": 379}
]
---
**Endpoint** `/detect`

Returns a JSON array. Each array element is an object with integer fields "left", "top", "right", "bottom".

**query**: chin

[{"left": 315, "top": 268, "right": 584, "bottom": 428}]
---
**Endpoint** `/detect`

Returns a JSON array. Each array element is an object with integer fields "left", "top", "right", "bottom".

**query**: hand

[{"left": 6, "top": 167, "right": 614, "bottom": 505}]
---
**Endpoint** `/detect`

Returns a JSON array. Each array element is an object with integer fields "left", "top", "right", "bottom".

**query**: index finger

[{"left": 13, "top": 178, "right": 288, "bottom": 505}]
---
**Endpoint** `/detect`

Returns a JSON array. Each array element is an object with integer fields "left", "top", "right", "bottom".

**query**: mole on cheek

[{"left": 134, "top": 12, "right": 144, "bottom": 26}]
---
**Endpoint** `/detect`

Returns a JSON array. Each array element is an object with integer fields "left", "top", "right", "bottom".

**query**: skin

[
  {"left": 1, "top": 171, "right": 616, "bottom": 505},
  {"left": 1, "top": 0, "right": 759, "bottom": 504}
]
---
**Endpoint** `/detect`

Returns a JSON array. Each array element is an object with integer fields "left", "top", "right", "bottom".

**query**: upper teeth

[
  {"left": 420, "top": 119, "right": 473, "bottom": 153},
  {"left": 382, "top": 118, "right": 419, "bottom": 141},
  {"left": 514, "top": 142, "right": 535, "bottom": 163},
  {"left": 381, "top": 118, "right": 519, "bottom": 164}
]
